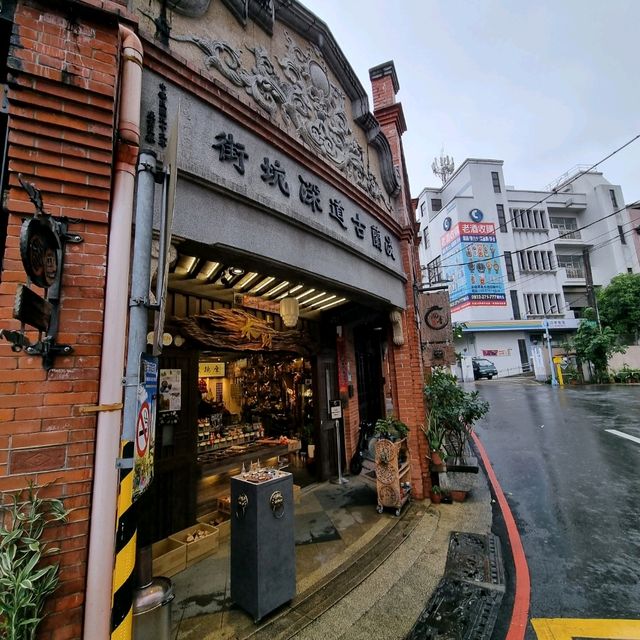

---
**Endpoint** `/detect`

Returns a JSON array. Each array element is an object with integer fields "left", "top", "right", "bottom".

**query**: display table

[{"left": 230, "top": 472, "right": 295, "bottom": 622}]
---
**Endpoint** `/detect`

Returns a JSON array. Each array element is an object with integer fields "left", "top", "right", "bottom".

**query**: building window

[
  {"left": 511, "top": 208, "right": 548, "bottom": 231},
  {"left": 549, "top": 216, "right": 580, "bottom": 239},
  {"left": 510, "top": 290, "right": 521, "bottom": 320},
  {"left": 618, "top": 225, "right": 627, "bottom": 244},
  {"left": 557, "top": 254, "right": 585, "bottom": 279},
  {"left": 431, "top": 198, "right": 442, "bottom": 212},
  {"left": 524, "top": 292, "right": 563, "bottom": 317},
  {"left": 426, "top": 256, "right": 443, "bottom": 285},
  {"left": 423, "top": 227, "right": 430, "bottom": 249},
  {"left": 504, "top": 251, "right": 515, "bottom": 281},
  {"left": 610, "top": 189, "right": 618, "bottom": 208},
  {"left": 496, "top": 204, "right": 507, "bottom": 232},
  {"left": 420, "top": 201, "right": 426, "bottom": 218},
  {"left": 491, "top": 171, "right": 501, "bottom": 193}
]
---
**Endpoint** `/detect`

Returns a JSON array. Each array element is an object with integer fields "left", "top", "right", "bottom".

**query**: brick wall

[
  {"left": 0, "top": 2, "right": 119, "bottom": 638},
  {"left": 369, "top": 63, "right": 429, "bottom": 498}
]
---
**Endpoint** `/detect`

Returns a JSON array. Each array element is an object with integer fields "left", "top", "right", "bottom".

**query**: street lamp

[{"left": 543, "top": 318, "right": 559, "bottom": 387}]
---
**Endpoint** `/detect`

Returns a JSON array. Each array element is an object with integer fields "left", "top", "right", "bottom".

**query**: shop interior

[{"left": 136, "top": 244, "right": 391, "bottom": 631}]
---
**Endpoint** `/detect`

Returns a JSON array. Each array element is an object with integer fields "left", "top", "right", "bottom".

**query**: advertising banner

[
  {"left": 133, "top": 354, "right": 159, "bottom": 501},
  {"left": 441, "top": 222, "right": 506, "bottom": 311}
]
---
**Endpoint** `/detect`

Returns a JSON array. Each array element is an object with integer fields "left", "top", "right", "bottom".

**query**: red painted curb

[{"left": 471, "top": 431, "right": 531, "bottom": 640}]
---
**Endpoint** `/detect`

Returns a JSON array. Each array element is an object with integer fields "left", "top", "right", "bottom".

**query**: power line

[
  {"left": 441, "top": 199, "right": 639, "bottom": 270},
  {"left": 431, "top": 132, "right": 640, "bottom": 267}
]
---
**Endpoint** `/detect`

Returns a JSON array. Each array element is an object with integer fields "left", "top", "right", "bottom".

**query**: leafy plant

[
  {"left": 597, "top": 273, "right": 640, "bottom": 345},
  {"left": 430, "top": 485, "right": 442, "bottom": 495},
  {"left": 572, "top": 314, "right": 625, "bottom": 383},
  {"left": 424, "top": 367, "right": 489, "bottom": 460},
  {"left": 421, "top": 413, "right": 446, "bottom": 455},
  {"left": 0, "top": 483, "right": 69, "bottom": 640},
  {"left": 374, "top": 415, "right": 409, "bottom": 441}
]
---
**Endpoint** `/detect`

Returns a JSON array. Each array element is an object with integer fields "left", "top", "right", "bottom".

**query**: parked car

[{"left": 472, "top": 358, "right": 498, "bottom": 380}]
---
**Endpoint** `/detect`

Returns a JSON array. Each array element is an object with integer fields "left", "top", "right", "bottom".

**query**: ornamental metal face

[{"left": 19, "top": 217, "right": 60, "bottom": 289}]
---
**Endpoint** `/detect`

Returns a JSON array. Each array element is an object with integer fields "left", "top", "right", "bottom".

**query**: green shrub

[{"left": 0, "top": 483, "right": 69, "bottom": 640}]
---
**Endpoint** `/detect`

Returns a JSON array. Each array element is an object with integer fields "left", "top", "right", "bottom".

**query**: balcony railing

[{"left": 562, "top": 266, "right": 585, "bottom": 279}]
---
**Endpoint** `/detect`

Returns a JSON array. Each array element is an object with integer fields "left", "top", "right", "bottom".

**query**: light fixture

[
  {"left": 221, "top": 266, "right": 245, "bottom": 286},
  {"left": 265, "top": 281, "right": 289, "bottom": 297},
  {"left": 299, "top": 292, "right": 326, "bottom": 306},
  {"left": 235, "top": 271, "right": 259, "bottom": 290},
  {"left": 174, "top": 255, "right": 198, "bottom": 276},
  {"left": 309, "top": 294, "right": 336, "bottom": 308},
  {"left": 174, "top": 335, "right": 185, "bottom": 347},
  {"left": 317, "top": 297, "right": 347, "bottom": 311},
  {"left": 250, "top": 276, "right": 275, "bottom": 294},
  {"left": 276, "top": 284, "right": 303, "bottom": 299},
  {"left": 279, "top": 297, "right": 299, "bottom": 327},
  {"left": 295, "top": 288, "right": 315, "bottom": 300},
  {"left": 196, "top": 261, "right": 220, "bottom": 280}
]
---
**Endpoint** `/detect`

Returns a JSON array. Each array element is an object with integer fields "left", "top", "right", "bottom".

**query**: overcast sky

[{"left": 300, "top": 0, "right": 640, "bottom": 203}]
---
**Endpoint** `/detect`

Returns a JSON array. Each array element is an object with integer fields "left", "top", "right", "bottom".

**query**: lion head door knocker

[
  {"left": 236, "top": 493, "right": 249, "bottom": 519},
  {"left": 270, "top": 490, "right": 285, "bottom": 519}
]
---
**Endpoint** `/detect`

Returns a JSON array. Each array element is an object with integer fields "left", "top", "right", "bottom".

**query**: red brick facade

[{"left": 0, "top": 2, "right": 123, "bottom": 637}]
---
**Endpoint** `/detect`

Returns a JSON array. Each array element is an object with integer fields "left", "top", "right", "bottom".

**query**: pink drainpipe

[{"left": 83, "top": 24, "right": 143, "bottom": 640}]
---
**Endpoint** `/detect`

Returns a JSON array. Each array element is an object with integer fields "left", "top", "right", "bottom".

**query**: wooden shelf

[
  {"left": 198, "top": 444, "right": 291, "bottom": 477},
  {"left": 374, "top": 439, "right": 411, "bottom": 516}
]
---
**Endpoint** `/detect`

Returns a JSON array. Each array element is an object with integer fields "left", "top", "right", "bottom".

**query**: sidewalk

[{"left": 171, "top": 468, "right": 495, "bottom": 640}]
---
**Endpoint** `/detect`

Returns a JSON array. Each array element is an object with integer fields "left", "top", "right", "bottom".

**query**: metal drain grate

[{"left": 405, "top": 532, "right": 505, "bottom": 640}]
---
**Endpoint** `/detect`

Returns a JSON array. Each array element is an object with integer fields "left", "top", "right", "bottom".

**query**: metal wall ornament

[
  {"left": 236, "top": 493, "right": 249, "bottom": 519},
  {"left": 171, "top": 30, "right": 393, "bottom": 211},
  {"left": 0, "top": 175, "right": 81, "bottom": 369},
  {"left": 269, "top": 490, "right": 285, "bottom": 518}
]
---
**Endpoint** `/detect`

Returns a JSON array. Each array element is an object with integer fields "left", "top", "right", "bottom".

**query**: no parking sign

[{"left": 133, "top": 354, "right": 158, "bottom": 501}]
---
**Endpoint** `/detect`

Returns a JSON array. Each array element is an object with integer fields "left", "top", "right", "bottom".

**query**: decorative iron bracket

[{"left": 0, "top": 176, "right": 83, "bottom": 370}]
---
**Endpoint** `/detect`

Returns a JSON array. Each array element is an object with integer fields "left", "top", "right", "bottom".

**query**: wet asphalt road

[{"left": 469, "top": 378, "right": 640, "bottom": 637}]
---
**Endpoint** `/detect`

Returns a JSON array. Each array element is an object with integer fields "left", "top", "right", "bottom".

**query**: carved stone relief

[{"left": 171, "top": 29, "right": 392, "bottom": 211}]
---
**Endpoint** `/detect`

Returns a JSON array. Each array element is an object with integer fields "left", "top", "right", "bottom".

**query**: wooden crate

[
  {"left": 152, "top": 538, "right": 186, "bottom": 578},
  {"left": 197, "top": 510, "right": 230, "bottom": 541},
  {"left": 169, "top": 523, "right": 219, "bottom": 566}
]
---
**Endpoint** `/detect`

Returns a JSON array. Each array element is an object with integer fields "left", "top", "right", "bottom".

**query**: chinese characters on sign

[
  {"left": 260, "top": 157, "right": 289, "bottom": 196},
  {"left": 441, "top": 222, "right": 506, "bottom": 312},
  {"left": 212, "top": 131, "right": 396, "bottom": 261},
  {"left": 212, "top": 132, "right": 249, "bottom": 175}
]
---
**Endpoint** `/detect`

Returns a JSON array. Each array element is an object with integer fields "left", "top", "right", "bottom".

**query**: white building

[{"left": 416, "top": 159, "right": 640, "bottom": 377}]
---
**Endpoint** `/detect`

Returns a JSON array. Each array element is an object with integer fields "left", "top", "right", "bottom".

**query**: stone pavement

[{"left": 173, "top": 467, "right": 496, "bottom": 640}]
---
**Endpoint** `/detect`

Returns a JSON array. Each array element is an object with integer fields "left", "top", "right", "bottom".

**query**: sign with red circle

[{"left": 136, "top": 401, "right": 150, "bottom": 458}]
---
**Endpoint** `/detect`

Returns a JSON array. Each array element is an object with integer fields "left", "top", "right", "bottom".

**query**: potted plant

[
  {"left": 424, "top": 368, "right": 489, "bottom": 465},
  {"left": 374, "top": 415, "right": 409, "bottom": 442},
  {"left": 303, "top": 423, "right": 315, "bottom": 459},
  {"left": 424, "top": 368, "right": 490, "bottom": 498},
  {"left": 429, "top": 484, "right": 443, "bottom": 504},
  {"left": 421, "top": 414, "right": 446, "bottom": 466}
]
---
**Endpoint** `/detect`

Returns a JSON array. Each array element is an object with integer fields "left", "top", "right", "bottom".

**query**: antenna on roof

[{"left": 432, "top": 148, "right": 455, "bottom": 185}]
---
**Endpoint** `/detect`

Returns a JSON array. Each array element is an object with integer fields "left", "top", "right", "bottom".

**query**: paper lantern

[{"left": 279, "top": 297, "right": 299, "bottom": 327}]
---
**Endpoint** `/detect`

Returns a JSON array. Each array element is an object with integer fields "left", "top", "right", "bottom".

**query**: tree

[
  {"left": 597, "top": 273, "right": 640, "bottom": 344},
  {"left": 572, "top": 313, "right": 625, "bottom": 382}
]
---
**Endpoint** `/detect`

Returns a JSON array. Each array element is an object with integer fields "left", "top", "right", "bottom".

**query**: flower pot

[
  {"left": 429, "top": 491, "right": 442, "bottom": 504},
  {"left": 430, "top": 450, "right": 443, "bottom": 466},
  {"left": 450, "top": 489, "right": 468, "bottom": 502}
]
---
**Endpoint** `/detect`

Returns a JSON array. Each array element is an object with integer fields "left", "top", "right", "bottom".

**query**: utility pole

[
  {"left": 543, "top": 318, "right": 559, "bottom": 387},
  {"left": 583, "top": 247, "right": 601, "bottom": 330}
]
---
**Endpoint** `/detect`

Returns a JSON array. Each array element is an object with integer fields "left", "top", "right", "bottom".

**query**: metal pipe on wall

[{"left": 83, "top": 25, "right": 143, "bottom": 640}]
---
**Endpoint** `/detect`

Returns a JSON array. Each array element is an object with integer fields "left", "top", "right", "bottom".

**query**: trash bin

[{"left": 132, "top": 576, "right": 174, "bottom": 640}]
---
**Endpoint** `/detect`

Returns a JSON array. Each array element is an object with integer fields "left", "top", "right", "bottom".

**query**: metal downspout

[{"left": 83, "top": 24, "right": 142, "bottom": 640}]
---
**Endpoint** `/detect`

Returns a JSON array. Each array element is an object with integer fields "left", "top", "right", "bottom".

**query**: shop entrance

[
  {"left": 354, "top": 325, "right": 384, "bottom": 426},
  {"left": 316, "top": 352, "right": 340, "bottom": 481}
]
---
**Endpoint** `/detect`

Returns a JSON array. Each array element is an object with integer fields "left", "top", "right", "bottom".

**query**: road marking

[
  {"left": 605, "top": 429, "right": 640, "bottom": 445},
  {"left": 532, "top": 618, "right": 640, "bottom": 639}
]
